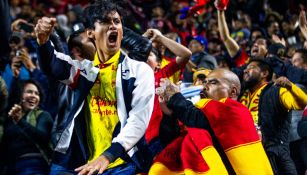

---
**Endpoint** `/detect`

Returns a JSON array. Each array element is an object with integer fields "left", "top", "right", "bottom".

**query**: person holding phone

[
  {"left": 11, "top": 19, "right": 34, "bottom": 34},
  {"left": 2, "top": 48, "right": 36, "bottom": 92}
]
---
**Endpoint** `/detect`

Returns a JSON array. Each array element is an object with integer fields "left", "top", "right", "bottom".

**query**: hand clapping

[{"left": 156, "top": 78, "right": 180, "bottom": 103}]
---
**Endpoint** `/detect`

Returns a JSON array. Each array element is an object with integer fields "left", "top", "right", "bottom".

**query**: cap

[
  {"left": 268, "top": 43, "right": 286, "bottom": 58},
  {"left": 192, "top": 35, "right": 207, "bottom": 46},
  {"left": 193, "top": 68, "right": 211, "bottom": 82},
  {"left": 72, "top": 23, "right": 85, "bottom": 35}
]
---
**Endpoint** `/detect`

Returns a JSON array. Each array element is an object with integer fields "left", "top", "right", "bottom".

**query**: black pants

[
  {"left": 265, "top": 144, "right": 298, "bottom": 175},
  {"left": 290, "top": 139, "right": 307, "bottom": 175}
]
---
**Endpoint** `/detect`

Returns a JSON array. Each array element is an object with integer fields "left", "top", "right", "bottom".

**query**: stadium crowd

[{"left": 0, "top": 0, "right": 307, "bottom": 174}]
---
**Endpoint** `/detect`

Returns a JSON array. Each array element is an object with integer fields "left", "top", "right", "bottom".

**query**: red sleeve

[
  {"left": 233, "top": 49, "right": 249, "bottom": 67},
  {"left": 160, "top": 59, "right": 184, "bottom": 79}
]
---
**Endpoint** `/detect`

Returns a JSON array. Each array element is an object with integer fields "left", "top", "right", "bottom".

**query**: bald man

[
  {"left": 157, "top": 69, "right": 241, "bottom": 129},
  {"left": 154, "top": 69, "right": 273, "bottom": 175},
  {"left": 201, "top": 69, "right": 241, "bottom": 100}
]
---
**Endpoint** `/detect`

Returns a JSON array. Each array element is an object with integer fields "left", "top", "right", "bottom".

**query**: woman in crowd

[{"left": 1, "top": 79, "right": 53, "bottom": 175}]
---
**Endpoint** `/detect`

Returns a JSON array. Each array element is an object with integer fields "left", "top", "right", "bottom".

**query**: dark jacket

[
  {"left": 121, "top": 27, "right": 152, "bottom": 62},
  {"left": 2, "top": 111, "right": 53, "bottom": 163},
  {"left": 259, "top": 83, "right": 290, "bottom": 146},
  {"left": 266, "top": 56, "right": 307, "bottom": 86}
]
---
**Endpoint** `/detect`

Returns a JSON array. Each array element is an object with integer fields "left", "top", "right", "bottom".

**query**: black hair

[
  {"left": 8, "top": 79, "right": 45, "bottom": 111},
  {"left": 295, "top": 49, "right": 307, "bottom": 63},
  {"left": 264, "top": 12, "right": 281, "bottom": 28},
  {"left": 67, "top": 33, "right": 83, "bottom": 53},
  {"left": 84, "top": 0, "right": 124, "bottom": 29},
  {"left": 17, "top": 79, "right": 44, "bottom": 107},
  {"left": 151, "top": 47, "right": 162, "bottom": 63},
  {"left": 249, "top": 59, "right": 273, "bottom": 81},
  {"left": 250, "top": 26, "right": 267, "bottom": 40},
  {"left": 9, "top": 33, "right": 22, "bottom": 45},
  {"left": 251, "top": 37, "right": 271, "bottom": 50},
  {"left": 215, "top": 55, "right": 231, "bottom": 68},
  {"left": 67, "top": 23, "right": 86, "bottom": 53}
]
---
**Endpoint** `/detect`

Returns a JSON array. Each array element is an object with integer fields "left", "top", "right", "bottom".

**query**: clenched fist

[{"left": 34, "top": 17, "right": 56, "bottom": 45}]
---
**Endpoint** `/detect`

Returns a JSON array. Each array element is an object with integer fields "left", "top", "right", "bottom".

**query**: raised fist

[{"left": 34, "top": 17, "right": 56, "bottom": 45}]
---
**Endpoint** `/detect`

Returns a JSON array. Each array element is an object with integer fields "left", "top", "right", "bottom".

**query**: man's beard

[{"left": 243, "top": 76, "right": 260, "bottom": 90}]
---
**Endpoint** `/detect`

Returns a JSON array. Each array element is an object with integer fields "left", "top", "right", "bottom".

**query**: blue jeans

[
  {"left": 49, "top": 162, "right": 136, "bottom": 175},
  {"left": 8, "top": 157, "right": 49, "bottom": 175}
]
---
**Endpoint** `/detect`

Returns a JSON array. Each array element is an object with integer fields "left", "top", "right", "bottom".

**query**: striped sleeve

[{"left": 38, "top": 41, "right": 98, "bottom": 87}]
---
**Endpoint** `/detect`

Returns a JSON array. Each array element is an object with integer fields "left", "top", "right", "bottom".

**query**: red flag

[
  {"left": 179, "top": 0, "right": 209, "bottom": 19},
  {"left": 215, "top": 0, "right": 230, "bottom": 10},
  {"left": 149, "top": 128, "right": 228, "bottom": 174},
  {"left": 190, "top": 0, "right": 209, "bottom": 15}
]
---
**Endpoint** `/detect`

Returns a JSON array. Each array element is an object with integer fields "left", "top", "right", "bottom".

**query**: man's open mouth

[
  {"left": 108, "top": 32, "right": 118, "bottom": 44},
  {"left": 200, "top": 90, "right": 207, "bottom": 98},
  {"left": 252, "top": 47, "right": 258, "bottom": 54}
]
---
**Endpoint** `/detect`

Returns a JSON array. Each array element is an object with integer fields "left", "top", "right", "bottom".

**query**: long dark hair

[{"left": 10, "top": 79, "right": 45, "bottom": 108}]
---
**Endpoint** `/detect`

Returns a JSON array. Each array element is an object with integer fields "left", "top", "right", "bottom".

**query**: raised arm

[
  {"left": 215, "top": 0, "right": 240, "bottom": 58},
  {"left": 35, "top": 17, "right": 57, "bottom": 45},
  {"left": 299, "top": 10, "right": 307, "bottom": 41},
  {"left": 266, "top": 56, "right": 307, "bottom": 86},
  {"left": 35, "top": 17, "right": 92, "bottom": 86},
  {"left": 143, "top": 28, "right": 192, "bottom": 66},
  {"left": 275, "top": 77, "right": 307, "bottom": 110}
]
